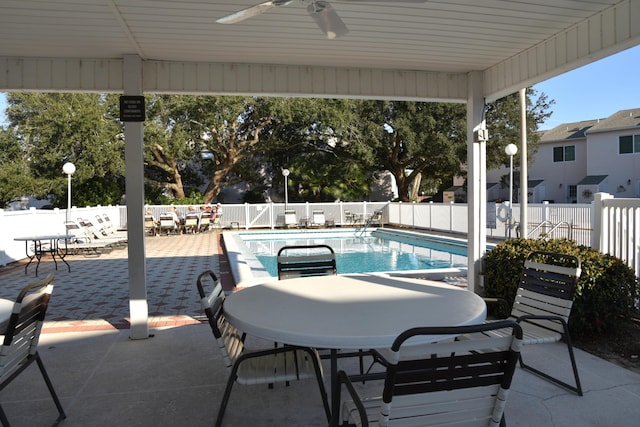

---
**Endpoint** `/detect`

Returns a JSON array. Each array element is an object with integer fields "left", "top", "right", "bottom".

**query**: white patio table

[
  {"left": 14, "top": 234, "right": 73, "bottom": 276},
  {"left": 223, "top": 274, "right": 487, "bottom": 426}
]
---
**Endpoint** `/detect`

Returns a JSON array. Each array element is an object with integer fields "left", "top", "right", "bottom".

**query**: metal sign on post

[{"left": 119, "top": 96, "right": 145, "bottom": 122}]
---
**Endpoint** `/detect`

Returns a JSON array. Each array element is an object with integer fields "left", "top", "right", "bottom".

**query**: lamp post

[
  {"left": 505, "top": 144, "right": 518, "bottom": 238},
  {"left": 282, "top": 169, "right": 290, "bottom": 210},
  {"left": 62, "top": 162, "right": 76, "bottom": 223}
]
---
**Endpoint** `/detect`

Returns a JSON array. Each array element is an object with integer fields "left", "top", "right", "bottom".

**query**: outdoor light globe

[
  {"left": 63, "top": 162, "right": 76, "bottom": 175},
  {"left": 505, "top": 144, "right": 518, "bottom": 156},
  {"left": 282, "top": 169, "right": 290, "bottom": 177}
]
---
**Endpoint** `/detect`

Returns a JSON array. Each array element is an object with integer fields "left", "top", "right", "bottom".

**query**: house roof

[
  {"left": 577, "top": 175, "right": 608, "bottom": 185},
  {"left": 540, "top": 120, "right": 600, "bottom": 143},
  {"left": 587, "top": 108, "right": 640, "bottom": 133}
]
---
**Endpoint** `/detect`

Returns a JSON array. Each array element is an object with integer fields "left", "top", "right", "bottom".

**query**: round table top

[{"left": 223, "top": 274, "right": 487, "bottom": 350}]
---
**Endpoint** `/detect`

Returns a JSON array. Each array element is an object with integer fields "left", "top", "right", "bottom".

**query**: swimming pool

[{"left": 224, "top": 228, "right": 473, "bottom": 286}]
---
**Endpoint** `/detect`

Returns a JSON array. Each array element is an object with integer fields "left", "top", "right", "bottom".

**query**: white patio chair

[
  {"left": 196, "top": 270, "right": 330, "bottom": 427},
  {"left": 338, "top": 320, "right": 523, "bottom": 427},
  {"left": 482, "top": 250, "right": 583, "bottom": 395},
  {"left": 0, "top": 273, "right": 66, "bottom": 426}
]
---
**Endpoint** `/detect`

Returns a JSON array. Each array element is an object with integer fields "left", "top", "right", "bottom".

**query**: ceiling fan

[{"left": 216, "top": 0, "right": 426, "bottom": 39}]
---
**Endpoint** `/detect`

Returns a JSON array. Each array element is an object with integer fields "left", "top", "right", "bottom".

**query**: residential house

[{"left": 487, "top": 108, "right": 640, "bottom": 204}]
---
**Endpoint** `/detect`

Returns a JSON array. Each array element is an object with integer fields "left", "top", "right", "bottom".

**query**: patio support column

[
  {"left": 123, "top": 54, "right": 150, "bottom": 339},
  {"left": 466, "top": 71, "right": 487, "bottom": 294},
  {"left": 519, "top": 88, "right": 528, "bottom": 237}
]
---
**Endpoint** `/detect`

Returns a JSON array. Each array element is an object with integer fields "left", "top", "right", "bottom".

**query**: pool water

[{"left": 242, "top": 232, "right": 468, "bottom": 276}]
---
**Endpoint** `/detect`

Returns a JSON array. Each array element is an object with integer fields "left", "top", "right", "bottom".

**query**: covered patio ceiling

[
  {"left": 1, "top": 1, "right": 638, "bottom": 101},
  {"left": 1, "top": 0, "right": 638, "bottom": 339}
]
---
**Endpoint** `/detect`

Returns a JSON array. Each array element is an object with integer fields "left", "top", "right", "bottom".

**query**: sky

[
  {"left": 1, "top": 44, "right": 639, "bottom": 129},
  {"left": 533, "top": 44, "right": 640, "bottom": 130}
]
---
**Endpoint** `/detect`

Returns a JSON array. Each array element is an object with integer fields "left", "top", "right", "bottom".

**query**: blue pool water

[{"left": 239, "top": 229, "right": 468, "bottom": 276}]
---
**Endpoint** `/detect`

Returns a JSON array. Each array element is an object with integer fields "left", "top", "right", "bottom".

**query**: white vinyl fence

[
  {"left": 592, "top": 193, "right": 640, "bottom": 278},
  {"left": 1, "top": 196, "right": 638, "bottom": 277}
]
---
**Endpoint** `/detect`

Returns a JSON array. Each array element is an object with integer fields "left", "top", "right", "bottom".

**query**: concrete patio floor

[{"left": 1, "top": 232, "right": 640, "bottom": 426}]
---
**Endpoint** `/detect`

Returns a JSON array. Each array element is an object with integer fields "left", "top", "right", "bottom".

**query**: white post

[
  {"left": 505, "top": 144, "right": 518, "bottom": 238},
  {"left": 592, "top": 192, "right": 614, "bottom": 250},
  {"left": 466, "top": 71, "right": 486, "bottom": 293},
  {"left": 123, "top": 54, "right": 149, "bottom": 340},
  {"left": 62, "top": 162, "right": 76, "bottom": 224},
  {"left": 519, "top": 88, "right": 528, "bottom": 237},
  {"left": 282, "top": 169, "right": 290, "bottom": 209}
]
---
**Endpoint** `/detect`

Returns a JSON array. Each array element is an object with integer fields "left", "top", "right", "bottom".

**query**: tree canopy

[{"left": 0, "top": 90, "right": 552, "bottom": 208}]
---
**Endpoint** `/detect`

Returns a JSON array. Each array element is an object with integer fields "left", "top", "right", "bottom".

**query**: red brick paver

[{"left": 0, "top": 232, "right": 232, "bottom": 332}]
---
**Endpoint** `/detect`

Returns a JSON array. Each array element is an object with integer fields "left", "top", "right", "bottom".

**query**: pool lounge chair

[
  {"left": 62, "top": 220, "right": 116, "bottom": 256},
  {"left": 284, "top": 209, "right": 297, "bottom": 228},
  {"left": 311, "top": 210, "right": 326, "bottom": 227},
  {"left": 78, "top": 218, "right": 127, "bottom": 246},
  {"left": 95, "top": 214, "right": 128, "bottom": 240}
]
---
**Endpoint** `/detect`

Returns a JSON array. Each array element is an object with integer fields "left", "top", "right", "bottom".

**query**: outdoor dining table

[
  {"left": 223, "top": 274, "right": 487, "bottom": 426},
  {"left": 13, "top": 234, "right": 73, "bottom": 276}
]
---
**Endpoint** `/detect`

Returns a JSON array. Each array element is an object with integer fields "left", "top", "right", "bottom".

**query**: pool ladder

[{"left": 356, "top": 210, "right": 383, "bottom": 237}]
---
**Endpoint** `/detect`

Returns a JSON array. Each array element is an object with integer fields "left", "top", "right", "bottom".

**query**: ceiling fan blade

[
  {"left": 341, "top": 0, "right": 426, "bottom": 2},
  {"left": 216, "top": 0, "right": 293, "bottom": 24},
  {"left": 308, "top": 1, "right": 349, "bottom": 39}
]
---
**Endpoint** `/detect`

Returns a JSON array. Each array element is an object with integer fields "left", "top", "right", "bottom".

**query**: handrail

[
  {"left": 356, "top": 210, "right": 382, "bottom": 236},
  {"left": 528, "top": 220, "right": 572, "bottom": 240}
]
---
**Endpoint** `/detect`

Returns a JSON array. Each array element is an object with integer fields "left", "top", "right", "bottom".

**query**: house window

[
  {"left": 619, "top": 135, "right": 640, "bottom": 154},
  {"left": 553, "top": 145, "right": 575, "bottom": 162},
  {"left": 568, "top": 185, "right": 577, "bottom": 200}
]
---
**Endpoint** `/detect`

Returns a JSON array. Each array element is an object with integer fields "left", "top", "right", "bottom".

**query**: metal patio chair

[
  {"left": 196, "top": 270, "right": 330, "bottom": 427},
  {"left": 277, "top": 245, "right": 369, "bottom": 377},
  {"left": 338, "top": 321, "right": 523, "bottom": 427},
  {"left": 144, "top": 214, "right": 158, "bottom": 236},
  {"left": 482, "top": 250, "right": 583, "bottom": 395},
  {"left": 0, "top": 273, "right": 66, "bottom": 426},
  {"left": 183, "top": 213, "right": 199, "bottom": 234},
  {"left": 277, "top": 244, "right": 337, "bottom": 279},
  {"left": 158, "top": 213, "right": 179, "bottom": 235}
]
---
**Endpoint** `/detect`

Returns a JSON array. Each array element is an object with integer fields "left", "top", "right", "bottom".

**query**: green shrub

[{"left": 483, "top": 238, "right": 639, "bottom": 339}]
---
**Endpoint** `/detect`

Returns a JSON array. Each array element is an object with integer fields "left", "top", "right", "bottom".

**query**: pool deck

[{"left": 1, "top": 232, "right": 639, "bottom": 426}]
